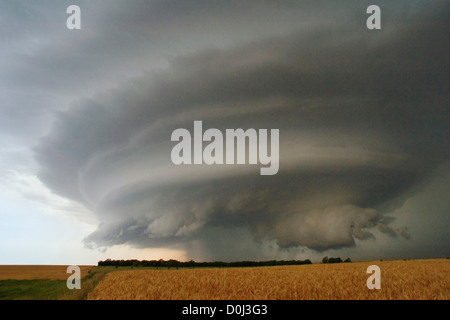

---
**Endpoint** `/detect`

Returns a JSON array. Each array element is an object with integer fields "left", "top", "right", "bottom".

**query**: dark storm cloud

[
  {"left": 32, "top": 1, "right": 449, "bottom": 260},
  {"left": 0, "top": 0, "right": 317, "bottom": 139}
]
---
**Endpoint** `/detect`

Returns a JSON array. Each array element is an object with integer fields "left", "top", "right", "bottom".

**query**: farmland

[
  {"left": 0, "top": 265, "right": 93, "bottom": 280},
  {"left": 87, "top": 259, "right": 449, "bottom": 300},
  {"left": 0, "top": 265, "right": 94, "bottom": 300},
  {"left": 0, "top": 259, "right": 448, "bottom": 300}
]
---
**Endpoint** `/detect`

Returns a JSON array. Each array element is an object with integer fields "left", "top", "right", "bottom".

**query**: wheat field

[
  {"left": 87, "top": 259, "right": 449, "bottom": 300},
  {"left": 0, "top": 265, "right": 94, "bottom": 280}
]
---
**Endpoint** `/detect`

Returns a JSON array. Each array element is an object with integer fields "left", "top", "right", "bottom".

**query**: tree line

[
  {"left": 97, "top": 258, "right": 313, "bottom": 268},
  {"left": 322, "top": 257, "right": 352, "bottom": 264},
  {"left": 98, "top": 256, "right": 353, "bottom": 268}
]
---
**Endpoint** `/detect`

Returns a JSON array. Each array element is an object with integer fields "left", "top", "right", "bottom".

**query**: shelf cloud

[{"left": 5, "top": 0, "right": 446, "bottom": 260}]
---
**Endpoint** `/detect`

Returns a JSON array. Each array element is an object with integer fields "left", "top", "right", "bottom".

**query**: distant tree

[
  {"left": 322, "top": 256, "right": 329, "bottom": 264},
  {"left": 328, "top": 257, "right": 342, "bottom": 264},
  {"left": 344, "top": 258, "right": 352, "bottom": 263}
]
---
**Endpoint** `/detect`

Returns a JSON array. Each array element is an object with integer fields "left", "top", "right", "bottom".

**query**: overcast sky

[{"left": 0, "top": 0, "right": 448, "bottom": 264}]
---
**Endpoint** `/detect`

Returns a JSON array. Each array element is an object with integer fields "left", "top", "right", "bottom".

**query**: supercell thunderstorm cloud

[{"left": 3, "top": 1, "right": 447, "bottom": 261}]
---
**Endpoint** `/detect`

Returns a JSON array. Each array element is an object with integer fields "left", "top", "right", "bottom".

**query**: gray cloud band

[{"left": 32, "top": 1, "right": 449, "bottom": 260}]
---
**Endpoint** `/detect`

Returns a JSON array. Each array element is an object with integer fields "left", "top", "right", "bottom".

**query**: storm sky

[{"left": 0, "top": 0, "right": 449, "bottom": 264}]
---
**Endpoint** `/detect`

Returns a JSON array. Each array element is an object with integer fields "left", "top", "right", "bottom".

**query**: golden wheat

[
  {"left": 0, "top": 265, "right": 94, "bottom": 280},
  {"left": 87, "top": 259, "right": 449, "bottom": 300}
]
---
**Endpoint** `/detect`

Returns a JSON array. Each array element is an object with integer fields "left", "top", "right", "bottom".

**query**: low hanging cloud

[{"left": 33, "top": 1, "right": 449, "bottom": 260}]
